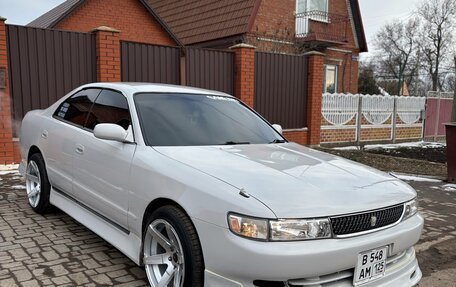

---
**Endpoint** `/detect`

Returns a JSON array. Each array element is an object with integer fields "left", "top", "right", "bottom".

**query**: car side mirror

[
  {"left": 272, "top": 124, "right": 283, "bottom": 135},
  {"left": 94, "top": 123, "right": 128, "bottom": 142}
]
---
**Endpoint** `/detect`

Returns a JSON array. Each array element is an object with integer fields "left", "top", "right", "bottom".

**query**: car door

[
  {"left": 72, "top": 89, "right": 136, "bottom": 230},
  {"left": 47, "top": 88, "right": 102, "bottom": 194}
]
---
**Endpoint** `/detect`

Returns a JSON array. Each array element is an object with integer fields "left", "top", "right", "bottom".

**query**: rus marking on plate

[{"left": 0, "top": 68, "right": 5, "bottom": 89}]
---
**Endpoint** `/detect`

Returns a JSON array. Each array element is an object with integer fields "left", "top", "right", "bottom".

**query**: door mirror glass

[
  {"left": 94, "top": 124, "right": 128, "bottom": 142},
  {"left": 272, "top": 124, "right": 283, "bottom": 135}
]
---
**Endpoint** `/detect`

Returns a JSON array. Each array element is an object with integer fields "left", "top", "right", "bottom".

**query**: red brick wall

[
  {"left": 284, "top": 130, "right": 308, "bottom": 144},
  {"left": 305, "top": 52, "right": 325, "bottom": 145},
  {"left": 55, "top": 0, "right": 175, "bottom": 46},
  {"left": 0, "top": 18, "right": 20, "bottom": 164},
  {"left": 231, "top": 44, "right": 255, "bottom": 108},
  {"left": 94, "top": 28, "right": 121, "bottom": 82}
]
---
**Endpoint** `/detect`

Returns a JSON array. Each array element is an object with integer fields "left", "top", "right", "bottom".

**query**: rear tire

[
  {"left": 25, "top": 153, "right": 52, "bottom": 214},
  {"left": 143, "top": 205, "right": 204, "bottom": 287}
]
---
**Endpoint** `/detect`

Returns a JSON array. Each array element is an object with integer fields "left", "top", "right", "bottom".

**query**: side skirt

[{"left": 50, "top": 187, "right": 142, "bottom": 265}]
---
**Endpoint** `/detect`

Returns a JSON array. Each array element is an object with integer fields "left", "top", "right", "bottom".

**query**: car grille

[{"left": 330, "top": 204, "right": 404, "bottom": 236}]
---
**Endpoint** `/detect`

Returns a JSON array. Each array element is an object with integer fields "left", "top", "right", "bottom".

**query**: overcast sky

[{"left": 0, "top": 0, "right": 423, "bottom": 56}]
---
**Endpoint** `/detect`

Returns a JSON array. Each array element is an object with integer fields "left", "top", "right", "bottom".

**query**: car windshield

[{"left": 134, "top": 93, "right": 284, "bottom": 146}]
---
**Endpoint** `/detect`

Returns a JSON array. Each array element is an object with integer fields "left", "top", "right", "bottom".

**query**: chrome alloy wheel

[
  {"left": 25, "top": 160, "right": 41, "bottom": 208},
  {"left": 144, "top": 219, "right": 185, "bottom": 287}
]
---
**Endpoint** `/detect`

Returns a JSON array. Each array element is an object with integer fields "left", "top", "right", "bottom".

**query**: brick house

[
  {"left": 147, "top": 0, "right": 368, "bottom": 94},
  {"left": 30, "top": 0, "right": 367, "bottom": 94}
]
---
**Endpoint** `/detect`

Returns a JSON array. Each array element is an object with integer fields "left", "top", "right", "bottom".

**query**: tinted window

[
  {"left": 85, "top": 89, "right": 131, "bottom": 131},
  {"left": 54, "top": 89, "right": 101, "bottom": 126},
  {"left": 134, "top": 93, "right": 283, "bottom": 146}
]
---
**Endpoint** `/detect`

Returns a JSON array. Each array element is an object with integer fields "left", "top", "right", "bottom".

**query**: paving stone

[
  {"left": 92, "top": 274, "right": 113, "bottom": 285},
  {"left": 68, "top": 272, "right": 90, "bottom": 285},
  {"left": 13, "top": 269, "right": 32, "bottom": 282}
]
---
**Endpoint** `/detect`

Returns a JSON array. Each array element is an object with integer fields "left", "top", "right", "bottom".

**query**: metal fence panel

[
  {"left": 7, "top": 25, "right": 96, "bottom": 124},
  {"left": 254, "top": 52, "right": 308, "bottom": 129},
  {"left": 120, "top": 41, "right": 181, "bottom": 84},
  {"left": 185, "top": 47, "right": 234, "bottom": 95}
]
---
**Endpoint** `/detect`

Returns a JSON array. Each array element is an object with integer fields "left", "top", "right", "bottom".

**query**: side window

[
  {"left": 54, "top": 89, "right": 101, "bottom": 126},
  {"left": 84, "top": 89, "right": 131, "bottom": 131},
  {"left": 323, "top": 64, "right": 338, "bottom": 94}
]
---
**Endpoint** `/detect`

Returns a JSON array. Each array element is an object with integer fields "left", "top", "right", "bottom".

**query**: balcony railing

[{"left": 296, "top": 11, "right": 349, "bottom": 44}]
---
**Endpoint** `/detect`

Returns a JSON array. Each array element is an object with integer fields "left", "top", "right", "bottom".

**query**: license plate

[{"left": 353, "top": 246, "right": 388, "bottom": 285}]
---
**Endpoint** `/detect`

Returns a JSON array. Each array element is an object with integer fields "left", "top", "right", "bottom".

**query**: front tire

[
  {"left": 143, "top": 206, "right": 204, "bottom": 287},
  {"left": 25, "top": 153, "right": 52, "bottom": 214}
]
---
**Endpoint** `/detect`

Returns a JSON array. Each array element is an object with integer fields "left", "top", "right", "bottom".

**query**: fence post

[
  {"left": 92, "top": 26, "right": 121, "bottom": 82},
  {"left": 304, "top": 51, "right": 325, "bottom": 146},
  {"left": 392, "top": 96, "right": 398, "bottom": 143},
  {"left": 230, "top": 44, "right": 255, "bottom": 108},
  {"left": 356, "top": 95, "right": 362, "bottom": 145},
  {"left": 0, "top": 17, "right": 18, "bottom": 165}
]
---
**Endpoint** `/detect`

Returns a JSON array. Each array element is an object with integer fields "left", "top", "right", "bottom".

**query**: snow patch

[
  {"left": 0, "top": 170, "right": 18, "bottom": 176},
  {"left": 11, "top": 185, "right": 26, "bottom": 190},
  {"left": 332, "top": 141, "right": 445, "bottom": 151},
  {"left": 442, "top": 184, "right": 456, "bottom": 192},
  {"left": 0, "top": 164, "right": 19, "bottom": 171},
  {"left": 390, "top": 173, "right": 442, "bottom": 183}
]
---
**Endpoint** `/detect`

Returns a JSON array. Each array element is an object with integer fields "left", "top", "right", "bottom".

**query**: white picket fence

[{"left": 321, "top": 93, "right": 426, "bottom": 143}]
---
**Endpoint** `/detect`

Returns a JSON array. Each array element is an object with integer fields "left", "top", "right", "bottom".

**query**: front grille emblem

[{"left": 370, "top": 215, "right": 377, "bottom": 227}]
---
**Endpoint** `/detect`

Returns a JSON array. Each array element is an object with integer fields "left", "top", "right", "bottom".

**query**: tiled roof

[
  {"left": 147, "top": 0, "right": 258, "bottom": 45},
  {"left": 28, "top": 0, "right": 82, "bottom": 28},
  {"left": 27, "top": 0, "right": 182, "bottom": 45}
]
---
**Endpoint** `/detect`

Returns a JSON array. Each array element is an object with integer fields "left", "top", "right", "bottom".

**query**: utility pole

[{"left": 452, "top": 55, "right": 456, "bottom": 122}]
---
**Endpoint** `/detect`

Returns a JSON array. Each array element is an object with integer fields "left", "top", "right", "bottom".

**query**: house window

[
  {"left": 323, "top": 65, "right": 338, "bottom": 94},
  {"left": 296, "top": 0, "right": 329, "bottom": 35},
  {"left": 296, "top": 0, "right": 329, "bottom": 14}
]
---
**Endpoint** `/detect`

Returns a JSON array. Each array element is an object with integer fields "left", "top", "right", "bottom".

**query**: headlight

[
  {"left": 228, "top": 214, "right": 268, "bottom": 240},
  {"left": 402, "top": 199, "right": 418, "bottom": 220},
  {"left": 228, "top": 214, "right": 332, "bottom": 241},
  {"left": 270, "top": 218, "right": 332, "bottom": 241}
]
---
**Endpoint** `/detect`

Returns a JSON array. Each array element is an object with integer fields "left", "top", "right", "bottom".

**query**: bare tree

[
  {"left": 417, "top": 0, "right": 456, "bottom": 92},
  {"left": 374, "top": 18, "right": 421, "bottom": 95},
  {"left": 358, "top": 61, "right": 380, "bottom": 95}
]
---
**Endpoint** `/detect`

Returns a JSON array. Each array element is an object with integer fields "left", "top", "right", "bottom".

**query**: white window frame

[
  {"left": 323, "top": 64, "right": 338, "bottom": 94},
  {"left": 295, "top": 0, "right": 330, "bottom": 36}
]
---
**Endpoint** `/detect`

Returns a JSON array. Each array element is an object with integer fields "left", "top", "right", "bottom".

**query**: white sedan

[{"left": 19, "top": 83, "right": 423, "bottom": 287}]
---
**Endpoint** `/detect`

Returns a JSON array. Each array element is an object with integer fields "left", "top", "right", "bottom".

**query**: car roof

[{"left": 79, "top": 82, "right": 233, "bottom": 98}]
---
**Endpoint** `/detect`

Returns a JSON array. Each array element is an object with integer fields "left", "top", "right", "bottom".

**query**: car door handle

[
  {"left": 41, "top": 130, "right": 48, "bottom": 139},
  {"left": 75, "top": 144, "right": 85, "bottom": 155}
]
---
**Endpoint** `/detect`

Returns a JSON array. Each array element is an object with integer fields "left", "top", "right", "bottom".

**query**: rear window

[{"left": 54, "top": 89, "right": 101, "bottom": 126}]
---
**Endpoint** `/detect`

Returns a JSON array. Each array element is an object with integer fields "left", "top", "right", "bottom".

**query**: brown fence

[
  {"left": 185, "top": 47, "right": 234, "bottom": 95},
  {"left": 120, "top": 41, "right": 181, "bottom": 84},
  {"left": 120, "top": 42, "right": 235, "bottom": 95},
  {"left": 254, "top": 52, "right": 308, "bottom": 129},
  {"left": 6, "top": 25, "right": 96, "bottom": 131}
]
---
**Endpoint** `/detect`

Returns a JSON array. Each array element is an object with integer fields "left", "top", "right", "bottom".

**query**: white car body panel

[
  {"left": 72, "top": 127, "right": 136, "bottom": 229},
  {"left": 19, "top": 83, "right": 423, "bottom": 287}
]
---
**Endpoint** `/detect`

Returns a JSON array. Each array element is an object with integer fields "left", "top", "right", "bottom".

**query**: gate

[
  {"left": 254, "top": 52, "right": 308, "bottom": 129},
  {"left": 424, "top": 91, "right": 454, "bottom": 141},
  {"left": 120, "top": 42, "right": 235, "bottom": 95},
  {"left": 120, "top": 41, "right": 181, "bottom": 84},
  {"left": 7, "top": 25, "right": 96, "bottom": 130},
  {"left": 185, "top": 47, "right": 234, "bottom": 95}
]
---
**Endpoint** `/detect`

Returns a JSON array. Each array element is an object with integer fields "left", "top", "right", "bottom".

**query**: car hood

[{"left": 153, "top": 143, "right": 416, "bottom": 218}]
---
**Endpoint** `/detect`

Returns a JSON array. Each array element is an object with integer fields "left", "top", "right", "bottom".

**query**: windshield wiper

[
  {"left": 269, "top": 139, "right": 287, "bottom": 144},
  {"left": 223, "top": 141, "right": 251, "bottom": 145}
]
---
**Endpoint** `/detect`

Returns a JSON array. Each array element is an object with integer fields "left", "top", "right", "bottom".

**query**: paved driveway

[{"left": 0, "top": 170, "right": 455, "bottom": 286}]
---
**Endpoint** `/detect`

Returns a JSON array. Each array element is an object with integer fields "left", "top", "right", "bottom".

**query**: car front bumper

[{"left": 193, "top": 213, "right": 424, "bottom": 287}]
